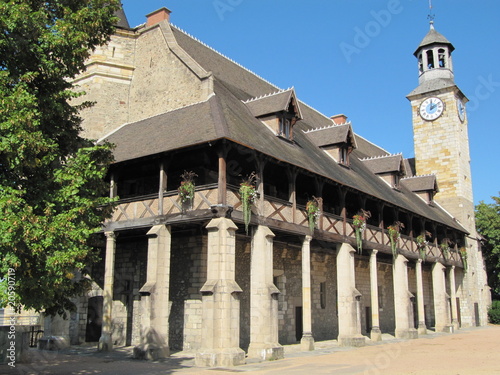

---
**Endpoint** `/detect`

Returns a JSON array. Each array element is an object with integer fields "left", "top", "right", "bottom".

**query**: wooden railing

[{"left": 108, "top": 185, "right": 463, "bottom": 267}]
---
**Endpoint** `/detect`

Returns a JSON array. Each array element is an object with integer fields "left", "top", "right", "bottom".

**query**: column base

[
  {"left": 436, "top": 324, "right": 454, "bottom": 333},
  {"left": 452, "top": 319, "right": 460, "bottom": 331},
  {"left": 370, "top": 327, "right": 382, "bottom": 342},
  {"left": 195, "top": 347, "right": 246, "bottom": 367},
  {"left": 300, "top": 334, "right": 315, "bottom": 351},
  {"left": 338, "top": 335, "right": 366, "bottom": 347},
  {"left": 247, "top": 343, "right": 284, "bottom": 361},
  {"left": 133, "top": 343, "right": 169, "bottom": 360},
  {"left": 395, "top": 328, "right": 418, "bottom": 339},
  {"left": 98, "top": 333, "right": 113, "bottom": 352},
  {"left": 417, "top": 322, "right": 427, "bottom": 335}
]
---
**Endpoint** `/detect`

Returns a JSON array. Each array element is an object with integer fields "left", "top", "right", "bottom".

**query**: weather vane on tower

[{"left": 427, "top": 0, "right": 436, "bottom": 28}]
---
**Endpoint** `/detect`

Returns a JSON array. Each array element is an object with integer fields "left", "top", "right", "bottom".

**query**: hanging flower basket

[
  {"left": 440, "top": 239, "right": 450, "bottom": 260},
  {"left": 415, "top": 233, "right": 429, "bottom": 262},
  {"left": 352, "top": 210, "right": 371, "bottom": 254},
  {"left": 178, "top": 171, "right": 197, "bottom": 207},
  {"left": 306, "top": 197, "right": 321, "bottom": 234},
  {"left": 239, "top": 172, "right": 257, "bottom": 234},
  {"left": 459, "top": 247, "right": 468, "bottom": 271},
  {"left": 387, "top": 221, "right": 404, "bottom": 259}
]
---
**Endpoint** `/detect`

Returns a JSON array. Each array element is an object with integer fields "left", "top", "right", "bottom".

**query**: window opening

[
  {"left": 279, "top": 117, "right": 291, "bottom": 139},
  {"left": 418, "top": 53, "right": 423, "bottom": 73},
  {"left": 438, "top": 48, "right": 446, "bottom": 67},
  {"left": 320, "top": 282, "right": 326, "bottom": 309},
  {"left": 426, "top": 50, "right": 434, "bottom": 69}
]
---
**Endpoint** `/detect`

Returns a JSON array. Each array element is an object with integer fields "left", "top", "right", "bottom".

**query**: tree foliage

[
  {"left": 475, "top": 194, "right": 500, "bottom": 298},
  {"left": 0, "top": 0, "right": 120, "bottom": 315}
]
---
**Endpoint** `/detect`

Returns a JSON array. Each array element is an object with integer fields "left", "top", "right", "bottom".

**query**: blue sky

[{"left": 121, "top": 0, "right": 500, "bottom": 205}]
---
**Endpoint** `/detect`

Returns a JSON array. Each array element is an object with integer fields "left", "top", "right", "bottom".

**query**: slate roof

[
  {"left": 361, "top": 154, "right": 405, "bottom": 174},
  {"left": 407, "top": 78, "right": 456, "bottom": 98},
  {"left": 305, "top": 124, "right": 356, "bottom": 148},
  {"left": 401, "top": 175, "right": 438, "bottom": 192},
  {"left": 243, "top": 88, "right": 302, "bottom": 118},
  {"left": 114, "top": 6, "right": 131, "bottom": 30},
  {"left": 101, "top": 21, "right": 466, "bottom": 233},
  {"left": 414, "top": 25, "right": 455, "bottom": 56}
]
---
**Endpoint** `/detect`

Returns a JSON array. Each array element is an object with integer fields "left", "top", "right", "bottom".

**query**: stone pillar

[
  {"left": 432, "top": 262, "right": 453, "bottom": 333},
  {"left": 415, "top": 259, "right": 427, "bottom": 334},
  {"left": 393, "top": 255, "right": 418, "bottom": 339},
  {"left": 448, "top": 266, "right": 459, "bottom": 331},
  {"left": 300, "top": 235, "right": 315, "bottom": 351},
  {"left": 336, "top": 243, "right": 365, "bottom": 347},
  {"left": 135, "top": 225, "right": 171, "bottom": 359},
  {"left": 195, "top": 216, "right": 245, "bottom": 367},
  {"left": 99, "top": 231, "right": 116, "bottom": 351},
  {"left": 247, "top": 226, "right": 283, "bottom": 360},
  {"left": 369, "top": 250, "right": 382, "bottom": 341}
]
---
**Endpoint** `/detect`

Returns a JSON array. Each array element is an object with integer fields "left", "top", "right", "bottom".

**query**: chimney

[
  {"left": 146, "top": 7, "right": 172, "bottom": 27},
  {"left": 331, "top": 114, "right": 348, "bottom": 125}
]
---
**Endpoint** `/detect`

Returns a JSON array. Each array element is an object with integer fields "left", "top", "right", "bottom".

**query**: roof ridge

[
  {"left": 304, "top": 122, "right": 352, "bottom": 134},
  {"left": 360, "top": 152, "right": 403, "bottom": 161},
  {"left": 97, "top": 94, "right": 215, "bottom": 143},
  {"left": 242, "top": 87, "right": 293, "bottom": 103},
  {"left": 171, "top": 24, "right": 280, "bottom": 91},
  {"left": 401, "top": 174, "right": 436, "bottom": 180}
]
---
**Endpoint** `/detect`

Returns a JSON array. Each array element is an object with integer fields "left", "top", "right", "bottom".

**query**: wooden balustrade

[{"left": 107, "top": 185, "right": 463, "bottom": 267}]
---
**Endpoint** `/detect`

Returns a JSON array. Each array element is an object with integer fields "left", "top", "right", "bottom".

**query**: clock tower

[
  {"left": 407, "top": 21, "right": 472, "bottom": 231},
  {"left": 407, "top": 21, "right": 490, "bottom": 327}
]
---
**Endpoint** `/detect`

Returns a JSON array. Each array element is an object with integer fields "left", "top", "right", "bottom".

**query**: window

[
  {"left": 320, "top": 282, "right": 326, "bottom": 309},
  {"left": 438, "top": 48, "right": 446, "bottom": 67},
  {"left": 426, "top": 50, "right": 434, "bottom": 69},
  {"left": 339, "top": 146, "right": 349, "bottom": 166},
  {"left": 279, "top": 117, "right": 291, "bottom": 139},
  {"left": 418, "top": 53, "right": 423, "bottom": 73}
]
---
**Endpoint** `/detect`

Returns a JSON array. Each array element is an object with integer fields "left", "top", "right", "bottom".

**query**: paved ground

[{"left": 3, "top": 325, "right": 500, "bottom": 375}]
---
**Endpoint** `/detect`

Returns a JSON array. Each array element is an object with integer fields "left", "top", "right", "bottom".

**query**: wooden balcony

[{"left": 106, "top": 184, "right": 464, "bottom": 267}]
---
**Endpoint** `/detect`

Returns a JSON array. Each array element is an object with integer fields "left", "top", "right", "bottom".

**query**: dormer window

[
  {"left": 243, "top": 87, "right": 302, "bottom": 142},
  {"left": 360, "top": 153, "right": 406, "bottom": 189},
  {"left": 279, "top": 117, "right": 292, "bottom": 139},
  {"left": 304, "top": 120, "right": 357, "bottom": 168},
  {"left": 400, "top": 175, "right": 438, "bottom": 205}
]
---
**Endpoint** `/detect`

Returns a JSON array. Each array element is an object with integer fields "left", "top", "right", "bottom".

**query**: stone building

[{"left": 47, "top": 5, "right": 490, "bottom": 367}]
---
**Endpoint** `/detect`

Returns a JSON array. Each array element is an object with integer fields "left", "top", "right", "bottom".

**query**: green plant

[
  {"left": 178, "top": 171, "right": 197, "bottom": 204},
  {"left": 352, "top": 210, "right": 371, "bottom": 254},
  {"left": 440, "top": 239, "right": 450, "bottom": 260},
  {"left": 239, "top": 172, "right": 257, "bottom": 234},
  {"left": 388, "top": 221, "right": 404, "bottom": 259},
  {"left": 488, "top": 301, "right": 500, "bottom": 324},
  {"left": 416, "top": 234, "right": 428, "bottom": 261},
  {"left": 306, "top": 197, "right": 321, "bottom": 234},
  {"left": 460, "top": 247, "right": 468, "bottom": 271}
]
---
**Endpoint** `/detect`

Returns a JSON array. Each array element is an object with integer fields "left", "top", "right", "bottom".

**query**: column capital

[
  {"left": 370, "top": 249, "right": 378, "bottom": 256},
  {"left": 416, "top": 258, "right": 423, "bottom": 265},
  {"left": 104, "top": 231, "right": 116, "bottom": 239},
  {"left": 206, "top": 216, "right": 238, "bottom": 231},
  {"left": 304, "top": 235, "right": 312, "bottom": 243},
  {"left": 255, "top": 225, "right": 275, "bottom": 239}
]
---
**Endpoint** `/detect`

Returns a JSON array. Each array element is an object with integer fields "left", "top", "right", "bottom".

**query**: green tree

[
  {"left": 0, "top": 0, "right": 120, "bottom": 315},
  {"left": 475, "top": 195, "right": 500, "bottom": 298}
]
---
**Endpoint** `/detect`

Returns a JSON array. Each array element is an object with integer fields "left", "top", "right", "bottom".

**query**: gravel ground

[{"left": 3, "top": 325, "right": 500, "bottom": 375}]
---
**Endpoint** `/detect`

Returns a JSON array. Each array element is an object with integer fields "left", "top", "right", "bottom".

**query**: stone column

[
  {"left": 247, "top": 226, "right": 283, "bottom": 360},
  {"left": 135, "top": 225, "right": 171, "bottom": 359},
  {"left": 196, "top": 215, "right": 245, "bottom": 367},
  {"left": 336, "top": 243, "right": 365, "bottom": 347},
  {"left": 448, "top": 266, "right": 459, "bottom": 331},
  {"left": 393, "top": 255, "right": 418, "bottom": 339},
  {"left": 369, "top": 250, "right": 382, "bottom": 341},
  {"left": 432, "top": 262, "right": 453, "bottom": 333},
  {"left": 415, "top": 259, "right": 427, "bottom": 334},
  {"left": 300, "top": 235, "right": 315, "bottom": 351},
  {"left": 99, "top": 231, "right": 116, "bottom": 351}
]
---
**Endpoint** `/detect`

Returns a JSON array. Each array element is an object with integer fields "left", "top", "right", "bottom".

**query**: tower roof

[
  {"left": 114, "top": 4, "right": 130, "bottom": 29},
  {"left": 414, "top": 24, "right": 454, "bottom": 56}
]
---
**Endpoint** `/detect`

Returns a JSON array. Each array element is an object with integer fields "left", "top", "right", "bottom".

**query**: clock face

[
  {"left": 419, "top": 97, "right": 444, "bottom": 121},
  {"left": 457, "top": 99, "right": 466, "bottom": 122}
]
